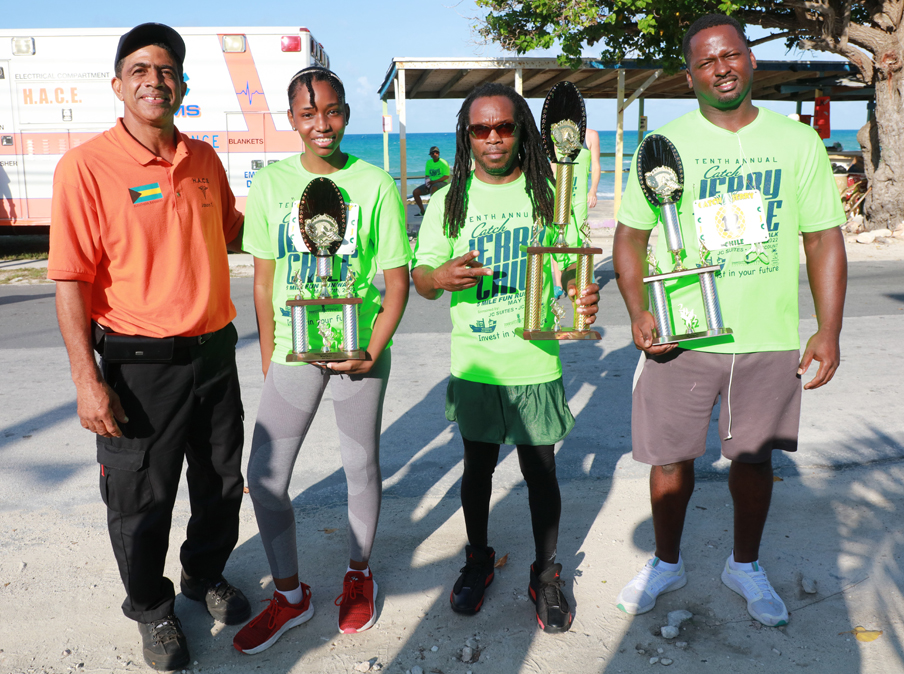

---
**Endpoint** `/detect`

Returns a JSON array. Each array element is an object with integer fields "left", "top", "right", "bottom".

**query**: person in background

[
  {"left": 572, "top": 128, "right": 601, "bottom": 227},
  {"left": 48, "top": 23, "right": 249, "bottom": 671},
  {"left": 413, "top": 145, "right": 451, "bottom": 215}
]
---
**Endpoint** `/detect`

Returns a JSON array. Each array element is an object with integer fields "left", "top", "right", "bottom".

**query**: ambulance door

[
  {"left": 225, "top": 110, "right": 267, "bottom": 199},
  {"left": 0, "top": 61, "right": 26, "bottom": 222}
]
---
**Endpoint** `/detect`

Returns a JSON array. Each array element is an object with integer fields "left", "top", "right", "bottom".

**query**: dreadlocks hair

[
  {"left": 287, "top": 66, "right": 347, "bottom": 113},
  {"left": 682, "top": 14, "right": 748, "bottom": 63},
  {"left": 443, "top": 83, "right": 554, "bottom": 239}
]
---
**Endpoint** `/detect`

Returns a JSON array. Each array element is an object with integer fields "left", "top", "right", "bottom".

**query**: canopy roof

[{"left": 378, "top": 57, "right": 871, "bottom": 102}]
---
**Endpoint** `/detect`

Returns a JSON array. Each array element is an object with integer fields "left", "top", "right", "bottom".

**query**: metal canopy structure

[
  {"left": 377, "top": 56, "right": 870, "bottom": 215},
  {"left": 378, "top": 57, "right": 869, "bottom": 102}
]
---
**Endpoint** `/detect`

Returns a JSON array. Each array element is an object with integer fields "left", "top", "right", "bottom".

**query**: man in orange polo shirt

[{"left": 48, "top": 24, "right": 249, "bottom": 671}]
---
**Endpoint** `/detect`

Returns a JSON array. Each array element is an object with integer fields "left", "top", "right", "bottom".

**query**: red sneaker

[
  {"left": 233, "top": 585, "right": 314, "bottom": 654},
  {"left": 334, "top": 570, "right": 378, "bottom": 633}
]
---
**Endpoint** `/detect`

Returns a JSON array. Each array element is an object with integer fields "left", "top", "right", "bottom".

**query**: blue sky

[{"left": 6, "top": 1, "right": 869, "bottom": 134}]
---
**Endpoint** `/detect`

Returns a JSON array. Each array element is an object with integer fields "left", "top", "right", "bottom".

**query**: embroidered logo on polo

[{"left": 129, "top": 183, "right": 163, "bottom": 205}]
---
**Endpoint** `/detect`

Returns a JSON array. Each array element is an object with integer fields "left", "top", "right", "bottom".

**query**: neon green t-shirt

[
  {"left": 569, "top": 147, "right": 590, "bottom": 227},
  {"left": 243, "top": 154, "right": 412, "bottom": 365},
  {"left": 425, "top": 157, "right": 450, "bottom": 183},
  {"left": 414, "top": 173, "right": 578, "bottom": 385},
  {"left": 617, "top": 108, "right": 845, "bottom": 354}
]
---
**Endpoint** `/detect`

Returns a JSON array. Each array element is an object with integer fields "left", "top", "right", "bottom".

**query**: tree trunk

[{"left": 859, "top": 32, "right": 904, "bottom": 231}]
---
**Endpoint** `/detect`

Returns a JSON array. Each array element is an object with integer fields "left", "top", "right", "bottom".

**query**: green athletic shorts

[{"left": 445, "top": 375, "right": 575, "bottom": 446}]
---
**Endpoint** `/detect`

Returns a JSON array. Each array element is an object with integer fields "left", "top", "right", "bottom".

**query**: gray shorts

[{"left": 632, "top": 349, "right": 802, "bottom": 465}]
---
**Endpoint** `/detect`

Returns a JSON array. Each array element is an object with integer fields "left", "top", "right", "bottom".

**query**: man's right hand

[
  {"left": 76, "top": 379, "right": 128, "bottom": 438},
  {"left": 431, "top": 251, "right": 492, "bottom": 292},
  {"left": 631, "top": 310, "right": 677, "bottom": 355}
]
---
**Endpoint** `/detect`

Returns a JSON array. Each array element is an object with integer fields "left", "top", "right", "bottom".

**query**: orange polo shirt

[{"left": 48, "top": 119, "right": 242, "bottom": 338}]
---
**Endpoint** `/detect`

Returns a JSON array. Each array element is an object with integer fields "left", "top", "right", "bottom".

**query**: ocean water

[{"left": 342, "top": 128, "right": 862, "bottom": 200}]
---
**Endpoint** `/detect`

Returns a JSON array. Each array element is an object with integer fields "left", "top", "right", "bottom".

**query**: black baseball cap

[
  {"left": 115, "top": 23, "right": 186, "bottom": 70},
  {"left": 429, "top": 146, "right": 440, "bottom": 154}
]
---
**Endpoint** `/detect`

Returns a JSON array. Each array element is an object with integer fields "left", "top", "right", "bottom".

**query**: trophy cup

[
  {"left": 517, "top": 81, "right": 601, "bottom": 341},
  {"left": 286, "top": 177, "right": 365, "bottom": 362},
  {"left": 637, "top": 134, "right": 732, "bottom": 345}
]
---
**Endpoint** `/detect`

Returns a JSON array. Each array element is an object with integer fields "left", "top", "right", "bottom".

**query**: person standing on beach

[
  {"left": 413, "top": 145, "right": 451, "bottom": 215},
  {"left": 613, "top": 13, "right": 847, "bottom": 626},
  {"left": 48, "top": 23, "right": 249, "bottom": 671},
  {"left": 412, "top": 82, "right": 600, "bottom": 633},
  {"left": 232, "top": 66, "right": 411, "bottom": 654},
  {"left": 570, "top": 128, "right": 601, "bottom": 228}
]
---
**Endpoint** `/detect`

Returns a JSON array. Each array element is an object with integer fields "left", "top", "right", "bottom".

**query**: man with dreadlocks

[{"left": 412, "top": 83, "right": 599, "bottom": 634}]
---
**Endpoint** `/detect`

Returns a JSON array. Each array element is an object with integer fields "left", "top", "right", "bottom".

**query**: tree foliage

[
  {"left": 477, "top": 1, "right": 904, "bottom": 230},
  {"left": 476, "top": 0, "right": 889, "bottom": 83}
]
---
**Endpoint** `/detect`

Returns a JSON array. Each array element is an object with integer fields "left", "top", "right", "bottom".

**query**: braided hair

[
  {"left": 443, "top": 83, "right": 554, "bottom": 238},
  {"left": 288, "top": 66, "right": 346, "bottom": 113}
]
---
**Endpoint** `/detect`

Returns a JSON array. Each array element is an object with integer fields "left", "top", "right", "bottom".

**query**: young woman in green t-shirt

[{"left": 233, "top": 67, "right": 411, "bottom": 654}]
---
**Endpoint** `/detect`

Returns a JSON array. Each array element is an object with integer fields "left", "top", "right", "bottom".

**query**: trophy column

[{"left": 523, "top": 244, "right": 544, "bottom": 333}]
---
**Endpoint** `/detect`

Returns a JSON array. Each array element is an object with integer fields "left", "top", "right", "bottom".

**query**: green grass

[
  {"left": 0, "top": 235, "right": 50, "bottom": 261},
  {"left": 0, "top": 268, "right": 51, "bottom": 284}
]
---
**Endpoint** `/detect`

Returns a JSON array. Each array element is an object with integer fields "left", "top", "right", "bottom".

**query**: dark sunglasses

[
  {"left": 468, "top": 122, "right": 517, "bottom": 140},
  {"left": 430, "top": 150, "right": 439, "bottom": 155}
]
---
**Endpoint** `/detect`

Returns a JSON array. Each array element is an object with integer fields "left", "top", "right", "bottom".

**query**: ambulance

[{"left": 0, "top": 27, "right": 329, "bottom": 229}]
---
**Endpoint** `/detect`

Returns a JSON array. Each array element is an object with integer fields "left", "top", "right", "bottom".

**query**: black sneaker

[
  {"left": 529, "top": 563, "right": 573, "bottom": 633},
  {"left": 180, "top": 571, "right": 251, "bottom": 625},
  {"left": 138, "top": 614, "right": 190, "bottom": 671},
  {"left": 450, "top": 545, "right": 495, "bottom": 614}
]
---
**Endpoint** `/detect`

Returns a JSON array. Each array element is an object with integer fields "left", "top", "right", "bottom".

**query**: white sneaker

[
  {"left": 616, "top": 557, "right": 687, "bottom": 615},
  {"left": 721, "top": 558, "right": 789, "bottom": 627}
]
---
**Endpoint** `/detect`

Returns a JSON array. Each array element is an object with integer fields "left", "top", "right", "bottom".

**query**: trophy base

[
  {"left": 652, "top": 327, "right": 733, "bottom": 346},
  {"left": 287, "top": 297, "right": 363, "bottom": 307},
  {"left": 286, "top": 349, "right": 367, "bottom": 362},
  {"left": 643, "top": 264, "right": 723, "bottom": 284},
  {"left": 516, "top": 327, "right": 602, "bottom": 341},
  {"left": 523, "top": 246, "right": 603, "bottom": 255}
]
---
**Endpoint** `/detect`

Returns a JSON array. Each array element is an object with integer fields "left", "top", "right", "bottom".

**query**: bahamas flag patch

[{"left": 129, "top": 183, "right": 163, "bottom": 204}]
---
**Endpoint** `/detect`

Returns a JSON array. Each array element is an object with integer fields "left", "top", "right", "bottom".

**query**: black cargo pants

[{"left": 96, "top": 323, "right": 244, "bottom": 623}]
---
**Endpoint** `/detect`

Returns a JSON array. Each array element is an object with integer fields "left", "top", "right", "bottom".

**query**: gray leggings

[{"left": 247, "top": 353, "right": 390, "bottom": 579}]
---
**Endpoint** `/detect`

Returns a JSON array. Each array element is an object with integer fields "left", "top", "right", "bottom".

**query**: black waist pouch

[{"left": 102, "top": 334, "right": 175, "bottom": 364}]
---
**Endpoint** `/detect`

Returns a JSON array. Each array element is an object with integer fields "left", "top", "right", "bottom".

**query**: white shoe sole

[
  {"left": 237, "top": 604, "right": 315, "bottom": 655},
  {"left": 721, "top": 567, "right": 789, "bottom": 627},
  {"left": 338, "top": 579, "right": 378, "bottom": 633},
  {"left": 617, "top": 573, "right": 687, "bottom": 615}
]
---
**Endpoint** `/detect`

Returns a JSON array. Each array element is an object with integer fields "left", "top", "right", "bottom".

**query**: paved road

[
  {"left": 1, "top": 260, "right": 902, "bottom": 514},
  {"left": 2, "top": 261, "right": 901, "bottom": 348}
]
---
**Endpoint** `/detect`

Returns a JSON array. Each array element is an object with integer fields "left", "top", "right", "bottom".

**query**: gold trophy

[
  {"left": 286, "top": 177, "right": 365, "bottom": 362},
  {"left": 517, "top": 80, "right": 601, "bottom": 341},
  {"left": 637, "top": 134, "right": 732, "bottom": 345}
]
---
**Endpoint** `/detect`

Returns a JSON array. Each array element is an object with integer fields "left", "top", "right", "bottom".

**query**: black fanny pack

[
  {"left": 102, "top": 334, "right": 175, "bottom": 363},
  {"left": 93, "top": 322, "right": 214, "bottom": 364}
]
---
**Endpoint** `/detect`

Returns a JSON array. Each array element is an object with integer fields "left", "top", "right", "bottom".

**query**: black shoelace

[
  {"left": 209, "top": 579, "right": 237, "bottom": 603},
  {"left": 148, "top": 616, "right": 182, "bottom": 645},
  {"left": 540, "top": 578, "right": 566, "bottom": 609},
  {"left": 459, "top": 562, "right": 488, "bottom": 589}
]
